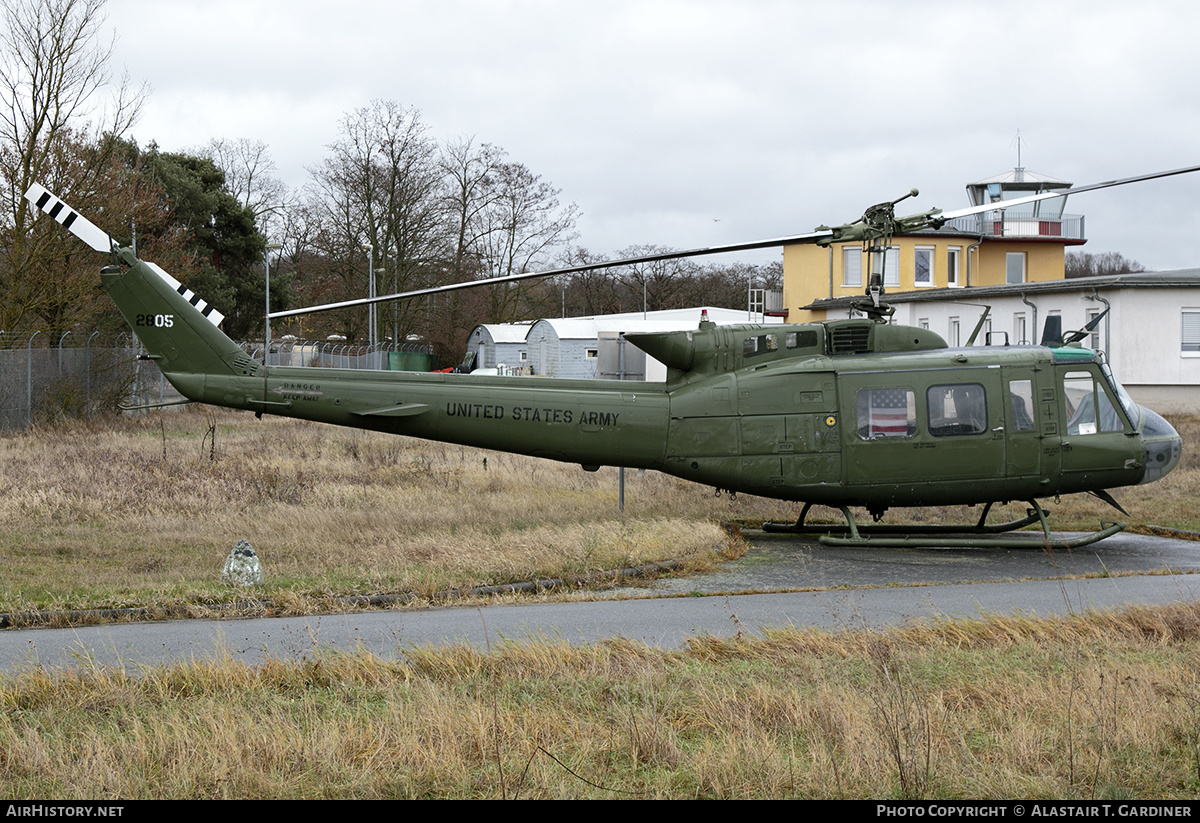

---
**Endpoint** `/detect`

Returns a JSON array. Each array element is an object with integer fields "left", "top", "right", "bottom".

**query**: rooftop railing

[{"left": 942, "top": 213, "right": 1085, "bottom": 241}]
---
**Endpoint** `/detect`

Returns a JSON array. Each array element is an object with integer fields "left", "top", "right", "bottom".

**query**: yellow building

[{"left": 783, "top": 168, "right": 1087, "bottom": 322}]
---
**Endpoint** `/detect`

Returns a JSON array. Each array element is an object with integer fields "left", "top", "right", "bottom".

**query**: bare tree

[
  {"left": 1065, "top": 251, "right": 1148, "bottom": 279},
  {"left": 439, "top": 137, "right": 499, "bottom": 281},
  {"left": 441, "top": 140, "right": 578, "bottom": 323},
  {"left": 560, "top": 247, "right": 621, "bottom": 317},
  {"left": 306, "top": 100, "right": 446, "bottom": 342},
  {"left": 200, "top": 137, "right": 289, "bottom": 230},
  {"left": 611, "top": 245, "right": 699, "bottom": 314},
  {"left": 0, "top": 0, "right": 147, "bottom": 333}
]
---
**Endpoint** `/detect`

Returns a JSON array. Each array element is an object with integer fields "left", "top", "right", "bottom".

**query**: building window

[
  {"left": 914, "top": 247, "right": 934, "bottom": 287},
  {"left": 843, "top": 247, "right": 862, "bottom": 287},
  {"left": 918, "top": 318, "right": 929, "bottom": 330},
  {"left": 1182, "top": 309, "right": 1200, "bottom": 354},
  {"left": 519, "top": 350, "right": 527, "bottom": 361},
  {"left": 947, "top": 247, "right": 961, "bottom": 287},
  {"left": 948, "top": 317, "right": 961, "bottom": 347},
  {"left": 1014, "top": 313, "right": 1028, "bottom": 345},
  {"left": 884, "top": 246, "right": 899, "bottom": 287},
  {"left": 1086, "top": 309, "right": 1102, "bottom": 352},
  {"left": 1006, "top": 252, "right": 1026, "bottom": 285},
  {"left": 585, "top": 348, "right": 598, "bottom": 359}
]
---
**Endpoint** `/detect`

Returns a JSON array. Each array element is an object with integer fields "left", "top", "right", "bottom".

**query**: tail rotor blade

[{"left": 23, "top": 183, "right": 116, "bottom": 253}]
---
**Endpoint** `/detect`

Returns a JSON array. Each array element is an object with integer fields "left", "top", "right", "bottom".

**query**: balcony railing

[{"left": 943, "top": 213, "right": 1085, "bottom": 241}]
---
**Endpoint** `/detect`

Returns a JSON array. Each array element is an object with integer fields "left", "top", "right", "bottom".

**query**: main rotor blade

[
  {"left": 271, "top": 163, "right": 1200, "bottom": 321},
  {"left": 270, "top": 228, "right": 833, "bottom": 320},
  {"left": 932, "top": 164, "right": 1200, "bottom": 222}
]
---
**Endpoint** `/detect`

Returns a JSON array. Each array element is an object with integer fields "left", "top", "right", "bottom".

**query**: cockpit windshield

[{"left": 1098, "top": 354, "right": 1142, "bottom": 428}]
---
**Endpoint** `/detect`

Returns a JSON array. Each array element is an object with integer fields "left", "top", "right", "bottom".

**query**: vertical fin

[{"left": 102, "top": 252, "right": 250, "bottom": 378}]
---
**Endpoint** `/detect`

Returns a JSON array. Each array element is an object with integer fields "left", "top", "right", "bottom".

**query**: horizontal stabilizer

[
  {"left": 23, "top": 183, "right": 115, "bottom": 253},
  {"left": 351, "top": 403, "right": 431, "bottom": 418}
]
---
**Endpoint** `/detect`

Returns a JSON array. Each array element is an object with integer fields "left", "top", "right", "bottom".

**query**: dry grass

[
  {"left": 0, "top": 409, "right": 780, "bottom": 618},
  {"left": 1, "top": 603, "right": 1199, "bottom": 798},
  {"left": 3, "top": 411, "right": 1199, "bottom": 798}
]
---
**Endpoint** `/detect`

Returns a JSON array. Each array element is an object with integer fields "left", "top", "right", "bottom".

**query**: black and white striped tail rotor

[{"left": 23, "top": 183, "right": 115, "bottom": 253}]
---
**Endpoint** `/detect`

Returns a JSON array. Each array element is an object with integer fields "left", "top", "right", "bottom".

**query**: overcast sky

[{"left": 101, "top": 0, "right": 1200, "bottom": 272}]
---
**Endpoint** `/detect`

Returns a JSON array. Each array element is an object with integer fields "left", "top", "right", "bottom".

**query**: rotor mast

[{"left": 818, "top": 187, "right": 929, "bottom": 322}]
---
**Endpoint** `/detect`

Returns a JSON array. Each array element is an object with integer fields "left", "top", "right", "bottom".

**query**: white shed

[{"left": 466, "top": 322, "right": 532, "bottom": 372}]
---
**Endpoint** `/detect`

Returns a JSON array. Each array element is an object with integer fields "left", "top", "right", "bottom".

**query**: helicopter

[{"left": 23, "top": 167, "right": 1194, "bottom": 549}]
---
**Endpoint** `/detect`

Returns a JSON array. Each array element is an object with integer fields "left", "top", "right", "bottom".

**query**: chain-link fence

[
  {"left": 0, "top": 333, "right": 176, "bottom": 429},
  {"left": 253, "top": 339, "right": 435, "bottom": 371},
  {"left": 0, "top": 333, "right": 437, "bottom": 430}
]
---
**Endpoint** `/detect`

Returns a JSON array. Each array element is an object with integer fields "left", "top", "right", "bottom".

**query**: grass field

[
  {"left": 2, "top": 605, "right": 1200, "bottom": 798},
  {"left": 0, "top": 409, "right": 769, "bottom": 620},
  {"left": 1, "top": 410, "right": 1199, "bottom": 798}
]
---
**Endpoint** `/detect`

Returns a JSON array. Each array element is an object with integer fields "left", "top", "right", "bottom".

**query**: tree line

[{"left": 0, "top": 0, "right": 779, "bottom": 364}]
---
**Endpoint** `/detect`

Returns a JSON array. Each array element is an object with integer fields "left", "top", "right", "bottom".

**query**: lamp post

[
  {"left": 264, "top": 243, "right": 282, "bottom": 365},
  {"left": 386, "top": 251, "right": 397, "bottom": 344},
  {"left": 362, "top": 243, "right": 375, "bottom": 350}
]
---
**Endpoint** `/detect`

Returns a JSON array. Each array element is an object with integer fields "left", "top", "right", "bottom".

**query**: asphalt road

[{"left": 1, "top": 530, "right": 1197, "bottom": 673}]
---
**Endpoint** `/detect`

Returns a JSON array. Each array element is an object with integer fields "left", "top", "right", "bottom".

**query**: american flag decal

[{"left": 866, "top": 388, "right": 911, "bottom": 437}]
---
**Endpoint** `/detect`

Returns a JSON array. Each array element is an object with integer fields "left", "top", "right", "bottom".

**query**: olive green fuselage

[
  {"left": 166, "top": 342, "right": 1151, "bottom": 509},
  {"left": 104, "top": 251, "right": 1177, "bottom": 511}
]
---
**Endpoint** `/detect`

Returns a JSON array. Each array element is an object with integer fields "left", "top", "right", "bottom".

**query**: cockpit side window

[{"left": 1063, "top": 370, "right": 1125, "bottom": 435}]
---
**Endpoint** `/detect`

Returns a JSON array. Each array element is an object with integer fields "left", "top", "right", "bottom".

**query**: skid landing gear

[{"left": 762, "top": 500, "right": 1126, "bottom": 549}]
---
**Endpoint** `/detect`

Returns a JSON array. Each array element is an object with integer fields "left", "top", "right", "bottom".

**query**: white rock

[{"left": 222, "top": 539, "right": 264, "bottom": 586}]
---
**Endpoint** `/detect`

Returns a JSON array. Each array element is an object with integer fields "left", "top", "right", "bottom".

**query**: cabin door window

[
  {"left": 855, "top": 388, "right": 915, "bottom": 439},
  {"left": 926, "top": 384, "right": 987, "bottom": 437},
  {"left": 1008, "top": 379, "right": 1035, "bottom": 432}
]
